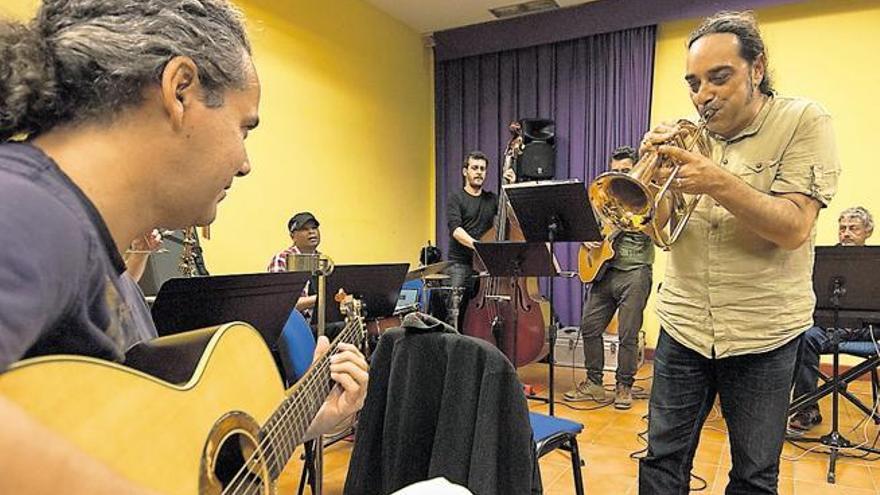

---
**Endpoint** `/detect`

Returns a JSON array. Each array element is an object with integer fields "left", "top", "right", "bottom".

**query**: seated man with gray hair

[{"left": 789, "top": 206, "right": 876, "bottom": 432}]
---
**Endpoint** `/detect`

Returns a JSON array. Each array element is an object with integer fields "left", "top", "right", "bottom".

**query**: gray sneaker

[
  {"left": 563, "top": 379, "right": 608, "bottom": 402},
  {"left": 614, "top": 384, "right": 633, "bottom": 410}
]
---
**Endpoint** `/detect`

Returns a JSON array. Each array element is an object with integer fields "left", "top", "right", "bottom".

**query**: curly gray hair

[
  {"left": 0, "top": 0, "right": 252, "bottom": 141},
  {"left": 839, "top": 206, "right": 874, "bottom": 233}
]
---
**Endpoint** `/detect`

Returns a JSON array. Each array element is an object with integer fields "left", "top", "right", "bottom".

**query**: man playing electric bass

[{"left": 566, "top": 146, "right": 654, "bottom": 409}]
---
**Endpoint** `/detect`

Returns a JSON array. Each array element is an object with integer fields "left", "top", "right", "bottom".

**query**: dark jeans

[
  {"left": 639, "top": 330, "right": 801, "bottom": 495},
  {"left": 445, "top": 262, "right": 476, "bottom": 330},
  {"left": 580, "top": 266, "right": 652, "bottom": 387},
  {"left": 792, "top": 325, "right": 877, "bottom": 410}
]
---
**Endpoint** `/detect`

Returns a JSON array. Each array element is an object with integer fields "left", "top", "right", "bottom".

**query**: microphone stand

[{"left": 820, "top": 277, "right": 849, "bottom": 483}]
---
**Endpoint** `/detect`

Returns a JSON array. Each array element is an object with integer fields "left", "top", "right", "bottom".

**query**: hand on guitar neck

[{"left": 302, "top": 335, "right": 369, "bottom": 441}]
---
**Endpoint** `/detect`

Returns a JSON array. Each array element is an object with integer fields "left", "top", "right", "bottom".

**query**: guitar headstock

[
  {"left": 334, "top": 290, "right": 366, "bottom": 349},
  {"left": 334, "top": 290, "right": 363, "bottom": 320}
]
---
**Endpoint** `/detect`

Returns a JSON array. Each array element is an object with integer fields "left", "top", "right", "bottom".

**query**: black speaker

[{"left": 515, "top": 118, "right": 556, "bottom": 180}]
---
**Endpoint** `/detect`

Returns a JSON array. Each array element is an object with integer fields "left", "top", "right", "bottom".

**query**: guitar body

[
  {"left": 0, "top": 323, "right": 287, "bottom": 495},
  {"left": 578, "top": 225, "right": 618, "bottom": 283}
]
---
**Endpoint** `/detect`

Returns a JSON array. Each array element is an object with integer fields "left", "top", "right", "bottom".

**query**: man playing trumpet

[{"left": 637, "top": 11, "right": 840, "bottom": 494}]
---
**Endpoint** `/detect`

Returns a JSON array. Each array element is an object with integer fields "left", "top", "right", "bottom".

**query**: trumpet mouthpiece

[{"left": 701, "top": 106, "right": 718, "bottom": 121}]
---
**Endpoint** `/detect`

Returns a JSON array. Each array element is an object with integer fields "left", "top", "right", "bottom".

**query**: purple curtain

[{"left": 435, "top": 25, "right": 656, "bottom": 326}]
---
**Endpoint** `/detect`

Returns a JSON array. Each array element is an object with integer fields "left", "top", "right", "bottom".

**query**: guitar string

[
  {"left": 224, "top": 323, "right": 352, "bottom": 495},
  {"left": 225, "top": 321, "right": 357, "bottom": 495},
  {"left": 265, "top": 316, "right": 365, "bottom": 467},
  {"left": 222, "top": 319, "right": 359, "bottom": 494},
  {"left": 223, "top": 318, "right": 363, "bottom": 495},
  {"left": 485, "top": 187, "right": 509, "bottom": 336}
]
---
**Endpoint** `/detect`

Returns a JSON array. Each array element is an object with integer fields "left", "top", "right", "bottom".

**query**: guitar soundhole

[{"left": 214, "top": 432, "right": 265, "bottom": 491}]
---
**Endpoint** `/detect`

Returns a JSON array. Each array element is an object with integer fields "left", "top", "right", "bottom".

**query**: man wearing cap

[{"left": 268, "top": 212, "right": 321, "bottom": 319}]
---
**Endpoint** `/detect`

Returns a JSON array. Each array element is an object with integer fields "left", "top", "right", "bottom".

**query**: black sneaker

[{"left": 788, "top": 408, "right": 822, "bottom": 432}]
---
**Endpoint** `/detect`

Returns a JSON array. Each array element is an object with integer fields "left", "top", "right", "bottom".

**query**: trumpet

[{"left": 588, "top": 109, "right": 716, "bottom": 250}]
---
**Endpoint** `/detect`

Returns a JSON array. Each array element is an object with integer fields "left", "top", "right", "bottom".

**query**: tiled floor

[{"left": 280, "top": 361, "right": 880, "bottom": 494}]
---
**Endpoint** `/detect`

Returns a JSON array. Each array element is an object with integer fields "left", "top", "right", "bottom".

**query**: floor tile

[{"left": 308, "top": 361, "right": 880, "bottom": 494}]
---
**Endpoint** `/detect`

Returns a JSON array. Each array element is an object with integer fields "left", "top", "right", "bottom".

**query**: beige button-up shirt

[{"left": 656, "top": 96, "right": 840, "bottom": 359}]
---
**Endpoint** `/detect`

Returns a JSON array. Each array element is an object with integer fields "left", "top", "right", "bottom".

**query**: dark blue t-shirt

[{"left": 0, "top": 143, "right": 156, "bottom": 371}]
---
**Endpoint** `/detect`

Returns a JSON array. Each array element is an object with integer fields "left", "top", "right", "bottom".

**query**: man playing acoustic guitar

[
  {"left": 565, "top": 146, "right": 654, "bottom": 410},
  {"left": 0, "top": 1, "right": 368, "bottom": 493}
]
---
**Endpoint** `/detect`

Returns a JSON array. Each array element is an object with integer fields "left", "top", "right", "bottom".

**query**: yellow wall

[
  {"left": 647, "top": 0, "right": 880, "bottom": 355},
  {"left": 7, "top": 0, "right": 877, "bottom": 351},
  {"left": 211, "top": 0, "right": 435, "bottom": 273},
  {"left": 212, "top": 0, "right": 435, "bottom": 272},
  {"left": 1, "top": 0, "right": 436, "bottom": 273},
  {"left": 0, "top": 0, "right": 37, "bottom": 18}
]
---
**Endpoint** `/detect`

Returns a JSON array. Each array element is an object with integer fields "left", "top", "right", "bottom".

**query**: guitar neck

[{"left": 259, "top": 318, "right": 364, "bottom": 477}]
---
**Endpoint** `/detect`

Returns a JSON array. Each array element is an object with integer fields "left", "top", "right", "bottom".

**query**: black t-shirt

[{"left": 446, "top": 189, "right": 498, "bottom": 265}]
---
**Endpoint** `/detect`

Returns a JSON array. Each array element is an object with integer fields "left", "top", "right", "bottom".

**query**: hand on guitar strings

[{"left": 305, "top": 337, "right": 369, "bottom": 439}]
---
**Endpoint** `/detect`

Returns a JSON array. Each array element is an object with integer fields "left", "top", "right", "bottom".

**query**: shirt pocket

[{"left": 737, "top": 159, "right": 779, "bottom": 192}]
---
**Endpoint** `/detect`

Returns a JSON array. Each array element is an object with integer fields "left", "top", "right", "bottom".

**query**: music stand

[
  {"left": 151, "top": 271, "right": 310, "bottom": 353},
  {"left": 788, "top": 246, "right": 880, "bottom": 483},
  {"left": 474, "top": 241, "right": 558, "bottom": 278},
  {"left": 297, "top": 262, "right": 407, "bottom": 495},
  {"left": 504, "top": 179, "right": 603, "bottom": 415},
  {"left": 324, "top": 263, "right": 410, "bottom": 323},
  {"left": 473, "top": 241, "right": 557, "bottom": 373}
]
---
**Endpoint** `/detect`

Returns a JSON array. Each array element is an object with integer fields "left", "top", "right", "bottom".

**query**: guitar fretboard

[{"left": 259, "top": 317, "right": 364, "bottom": 477}]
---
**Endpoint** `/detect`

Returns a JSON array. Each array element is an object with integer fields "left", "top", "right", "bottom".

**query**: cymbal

[
  {"left": 405, "top": 261, "right": 451, "bottom": 282},
  {"left": 423, "top": 274, "right": 450, "bottom": 281}
]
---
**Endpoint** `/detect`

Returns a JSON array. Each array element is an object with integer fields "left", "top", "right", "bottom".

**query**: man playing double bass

[{"left": 445, "top": 151, "right": 515, "bottom": 330}]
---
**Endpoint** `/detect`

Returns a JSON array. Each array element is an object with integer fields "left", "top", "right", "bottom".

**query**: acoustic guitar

[
  {"left": 0, "top": 295, "right": 365, "bottom": 494},
  {"left": 577, "top": 224, "right": 619, "bottom": 283}
]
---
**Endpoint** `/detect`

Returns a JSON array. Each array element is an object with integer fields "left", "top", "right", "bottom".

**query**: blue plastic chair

[
  {"left": 277, "top": 308, "right": 316, "bottom": 385},
  {"left": 529, "top": 412, "right": 585, "bottom": 495}
]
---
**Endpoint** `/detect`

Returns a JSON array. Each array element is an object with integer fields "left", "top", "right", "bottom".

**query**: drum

[{"left": 365, "top": 304, "right": 419, "bottom": 336}]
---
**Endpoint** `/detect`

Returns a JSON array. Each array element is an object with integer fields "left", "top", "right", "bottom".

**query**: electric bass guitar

[
  {"left": 0, "top": 294, "right": 365, "bottom": 495},
  {"left": 577, "top": 224, "right": 619, "bottom": 283}
]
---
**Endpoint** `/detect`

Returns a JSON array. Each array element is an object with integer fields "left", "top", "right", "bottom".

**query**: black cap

[{"left": 288, "top": 212, "right": 320, "bottom": 232}]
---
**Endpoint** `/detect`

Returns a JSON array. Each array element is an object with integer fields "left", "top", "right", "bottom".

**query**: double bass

[{"left": 462, "top": 123, "right": 551, "bottom": 367}]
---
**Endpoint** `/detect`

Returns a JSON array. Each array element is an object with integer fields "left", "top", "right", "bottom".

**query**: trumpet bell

[
  {"left": 587, "top": 118, "right": 710, "bottom": 250},
  {"left": 588, "top": 172, "right": 654, "bottom": 232}
]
